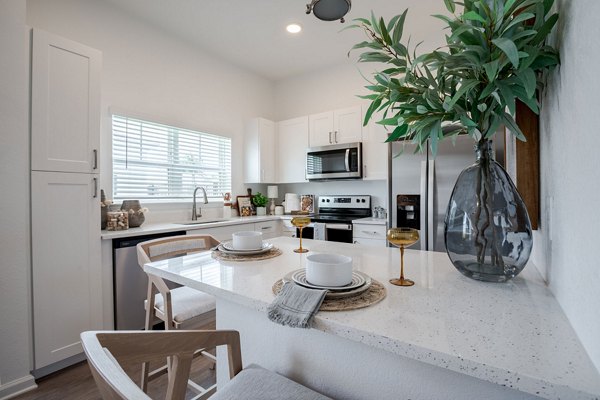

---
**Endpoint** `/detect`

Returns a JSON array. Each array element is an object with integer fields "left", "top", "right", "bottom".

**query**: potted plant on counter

[
  {"left": 252, "top": 192, "right": 269, "bottom": 216},
  {"left": 348, "top": 0, "right": 559, "bottom": 282}
]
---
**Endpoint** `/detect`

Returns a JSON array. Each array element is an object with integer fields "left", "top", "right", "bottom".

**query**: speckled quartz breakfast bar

[{"left": 144, "top": 237, "right": 600, "bottom": 400}]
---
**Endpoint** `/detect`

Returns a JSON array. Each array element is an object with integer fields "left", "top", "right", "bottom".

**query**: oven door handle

[
  {"left": 344, "top": 148, "right": 350, "bottom": 172},
  {"left": 325, "top": 223, "right": 352, "bottom": 230}
]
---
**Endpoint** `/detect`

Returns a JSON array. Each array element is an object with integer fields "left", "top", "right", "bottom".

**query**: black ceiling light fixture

[{"left": 306, "top": 0, "right": 351, "bottom": 23}]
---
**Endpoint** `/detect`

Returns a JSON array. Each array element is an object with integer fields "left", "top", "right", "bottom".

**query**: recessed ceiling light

[{"left": 286, "top": 24, "right": 302, "bottom": 34}]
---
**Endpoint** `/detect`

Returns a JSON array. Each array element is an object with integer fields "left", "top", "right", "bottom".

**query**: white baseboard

[
  {"left": 0, "top": 375, "right": 37, "bottom": 400},
  {"left": 32, "top": 352, "right": 87, "bottom": 379}
]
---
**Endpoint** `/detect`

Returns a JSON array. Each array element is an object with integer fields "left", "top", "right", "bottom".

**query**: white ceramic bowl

[
  {"left": 232, "top": 231, "right": 263, "bottom": 250},
  {"left": 305, "top": 253, "right": 353, "bottom": 287}
]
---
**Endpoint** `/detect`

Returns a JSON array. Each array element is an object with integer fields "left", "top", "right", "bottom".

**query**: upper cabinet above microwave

[{"left": 308, "top": 106, "right": 362, "bottom": 147}]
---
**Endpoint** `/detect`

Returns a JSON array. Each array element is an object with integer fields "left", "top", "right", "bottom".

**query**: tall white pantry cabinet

[{"left": 30, "top": 29, "right": 103, "bottom": 370}]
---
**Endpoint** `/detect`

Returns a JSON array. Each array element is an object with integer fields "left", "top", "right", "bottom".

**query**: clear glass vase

[{"left": 444, "top": 140, "right": 533, "bottom": 282}]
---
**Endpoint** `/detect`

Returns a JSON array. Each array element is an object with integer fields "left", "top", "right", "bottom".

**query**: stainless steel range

[{"left": 299, "top": 195, "right": 371, "bottom": 243}]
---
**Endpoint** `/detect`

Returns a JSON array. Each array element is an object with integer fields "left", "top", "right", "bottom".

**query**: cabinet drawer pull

[
  {"left": 93, "top": 149, "right": 98, "bottom": 170},
  {"left": 328, "top": 131, "right": 332, "bottom": 144},
  {"left": 334, "top": 131, "right": 338, "bottom": 143},
  {"left": 261, "top": 226, "right": 270, "bottom": 230},
  {"left": 93, "top": 177, "right": 98, "bottom": 198},
  {"left": 362, "top": 230, "right": 379, "bottom": 235}
]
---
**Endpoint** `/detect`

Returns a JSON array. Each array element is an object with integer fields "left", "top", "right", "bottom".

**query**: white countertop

[
  {"left": 101, "top": 215, "right": 282, "bottom": 240},
  {"left": 144, "top": 237, "right": 600, "bottom": 400},
  {"left": 352, "top": 217, "right": 388, "bottom": 225}
]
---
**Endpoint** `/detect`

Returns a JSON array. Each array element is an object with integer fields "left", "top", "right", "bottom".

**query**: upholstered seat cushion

[
  {"left": 149, "top": 286, "right": 216, "bottom": 323},
  {"left": 211, "top": 364, "right": 331, "bottom": 400}
]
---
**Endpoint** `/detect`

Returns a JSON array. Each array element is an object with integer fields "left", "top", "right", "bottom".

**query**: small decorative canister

[{"left": 106, "top": 210, "right": 129, "bottom": 231}]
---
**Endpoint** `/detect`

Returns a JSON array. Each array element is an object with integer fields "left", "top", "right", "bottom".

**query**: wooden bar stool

[
  {"left": 81, "top": 330, "right": 332, "bottom": 400},
  {"left": 137, "top": 234, "right": 220, "bottom": 398}
]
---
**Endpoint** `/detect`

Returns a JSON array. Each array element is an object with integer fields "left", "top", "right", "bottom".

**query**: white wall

[
  {"left": 0, "top": 0, "right": 37, "bottom": 397},
  {"left": 26, "top": 0, "right": 275, "bottom": 208},
  {"left": 536, "top": 0, "right": 600, "bottom": 372},
  {"left": 275, "top": 61, "right": 373, "bottom": 121}
]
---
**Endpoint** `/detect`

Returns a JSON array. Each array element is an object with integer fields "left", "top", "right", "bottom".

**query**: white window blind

[{"left": 112, "top": 115, "right": 231, "bottom": 200}]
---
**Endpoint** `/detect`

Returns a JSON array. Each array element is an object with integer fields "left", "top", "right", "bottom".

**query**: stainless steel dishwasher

[{"left": 112, "top": 231, "right": 185, "bottom": 330}]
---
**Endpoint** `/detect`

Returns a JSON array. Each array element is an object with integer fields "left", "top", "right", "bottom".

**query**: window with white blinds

[{"left": 112, "top": 115, "right": 231, "bottom": 200}]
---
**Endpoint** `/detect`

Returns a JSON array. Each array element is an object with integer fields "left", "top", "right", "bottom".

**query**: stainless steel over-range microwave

[{"left": 306, "top": 142, "right": 362, "bottom": 181}]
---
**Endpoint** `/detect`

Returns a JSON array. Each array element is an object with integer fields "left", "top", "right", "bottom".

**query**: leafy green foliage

[
  {"left": 252, "top": 192, "right": 269, "bottom": 207},
  {"left": 347, "top": 0, "right": 560, "bottom": 154}
]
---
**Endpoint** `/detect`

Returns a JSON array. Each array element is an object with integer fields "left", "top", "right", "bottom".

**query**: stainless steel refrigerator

[{"left": 388, "top": 135, "right": 504, "bottom": 252}]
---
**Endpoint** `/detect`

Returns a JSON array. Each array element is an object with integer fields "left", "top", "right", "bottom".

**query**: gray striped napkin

[{"left": 267, "top": 282, "right": 327, "bottom": 328}]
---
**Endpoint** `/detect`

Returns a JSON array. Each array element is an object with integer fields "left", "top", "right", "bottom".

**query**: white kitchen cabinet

[
  {"left": 31, "top": 29, "right": 101, "bottom": 173},
  {"left": 281, "top": 218, "right": 297, "bottom": 237},
  {"left": 188, "top": 223, "right": 254, "bottom": 241},
  {"left": 187, "top": 220, "right": 281, "bottom": 241},
  {"left": 30, "top": 29, "right": 103, "bottom": 372},
  {"left": 276, "top": 116, "right": 309, "bottom": 183},
  {"left": 255, "top": 220, "right": 281, "bottom": 239},
  {"left": 353, "top": 237, "right": 386, "bottom": 247},
  {"left": 309, "top": 106, "right": 363, "bottom": 147},
  {"left": 244, "top": 118, "right": 275, "bottom": 183},
  {"left": 308, "top": 111, "right": 334, "bottom": 147},
  {"left": 362, "top": 108, "right": 390, "bottom": 180},
  {"left": 31, "top": 171, "right": 102, "bottom": 369},
  {"left": 334, "top": 106, "right": 363, "bottom": 144},
  {"left": 353, "top": 222, "right": 387, "bottom": 247}
]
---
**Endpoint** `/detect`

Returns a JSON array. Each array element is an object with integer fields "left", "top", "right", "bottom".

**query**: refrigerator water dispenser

[{"left": 396, "top": 195, "right": 421, "bottom": 230}]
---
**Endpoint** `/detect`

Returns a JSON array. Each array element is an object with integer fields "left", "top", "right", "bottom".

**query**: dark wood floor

[
  {"left": 15, "top": 327, "right": 217, "bottom": 400},
  {"left": 14, "top": 357, "right": 216, "bottom": 400}
]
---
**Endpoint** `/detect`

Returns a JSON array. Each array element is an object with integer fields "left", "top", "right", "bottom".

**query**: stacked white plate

[
  {"left": 217, "top": 241, "right": 273, "bottom": 255},
  {"left": 284, "top": 269, "right": 372, "bottom": 299}
]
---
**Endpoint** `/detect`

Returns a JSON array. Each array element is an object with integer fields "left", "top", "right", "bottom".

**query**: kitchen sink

[{"left": 175, "top": 219, "right": 228, "bottom": 225}]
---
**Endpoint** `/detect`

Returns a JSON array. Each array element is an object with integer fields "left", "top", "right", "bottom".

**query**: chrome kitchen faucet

[{"left": 192, "top": 186, "right": 208, "bottom": 220}]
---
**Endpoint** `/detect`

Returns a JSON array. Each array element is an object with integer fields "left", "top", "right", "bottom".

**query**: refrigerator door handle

[
  {"left": 420, "top": 160, "right": 428, "bottom": 251},
  {"left": 428, "top": 159, "right": 435, "bottom": 251}
]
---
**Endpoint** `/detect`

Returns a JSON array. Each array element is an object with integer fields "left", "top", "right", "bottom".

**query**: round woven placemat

[
  {"left": 211, "top": 247, "right": 282, "bottom": 262},
  {"left": 272, "top": 279, "right": 386, "bottom": 312}
]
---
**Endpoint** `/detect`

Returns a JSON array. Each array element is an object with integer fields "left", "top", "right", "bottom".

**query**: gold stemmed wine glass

[
  {"left": 387, "top": 227, "right": 419, "bottom": 286},
  {"left": 291, "top": 216, "right": 311, "bottom": 253}
]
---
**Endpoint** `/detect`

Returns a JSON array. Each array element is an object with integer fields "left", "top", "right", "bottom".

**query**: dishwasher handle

[{"left": 325, "top": 223, "right": 352, "bottom": 230}]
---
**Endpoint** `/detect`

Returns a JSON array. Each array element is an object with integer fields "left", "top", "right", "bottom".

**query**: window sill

[{"left": 114, "top": 199, "right": 224, "bottom": 208}]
